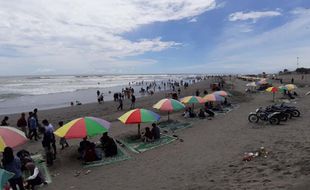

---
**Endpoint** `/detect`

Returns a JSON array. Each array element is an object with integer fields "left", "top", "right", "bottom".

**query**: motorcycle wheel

[
  {"left": 292, "top": 110, "right": 300, "bottom": 117},
  {"left": 248, "top": 114, "right": 259, "bottom": 123},
  {"left": 269, "top": 117, "right": 280, "bottom": 125}
]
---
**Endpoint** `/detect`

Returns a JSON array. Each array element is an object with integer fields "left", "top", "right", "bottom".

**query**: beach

[{"left": 2, "top": 75, "right": 310, "bottom": 190}]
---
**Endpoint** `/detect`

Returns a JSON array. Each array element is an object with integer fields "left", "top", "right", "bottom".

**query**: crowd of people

[{"left": 0, "top": 75, "right": 227, "bottom": 189}]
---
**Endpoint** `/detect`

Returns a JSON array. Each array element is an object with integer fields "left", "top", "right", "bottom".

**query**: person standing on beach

[
  {"left": 1, "top": 116, "right": 9, "bottom": 126},
  {"left": 97, "top": 90, "right": 101, "bottom": 103},
  {"left": 17, "top": 113, "right": 27, "bottom": 136},
  {"left": 42, "top": 120, "right": 56, "bottom": 159},
  {"left": 291, "top": 78, "right": 294, "bottom": 84},
  {"left": 28, "top": 113, "right": 38, "bottom": 141},
  {"left": 117, "top": 98, "right": 123, "bottom": 111},
  {"left": 33, "top": 108, "right": 42, "bottom": 138},
  {"left": 130, "top": 94, "right": 136, "bottom": 109}
]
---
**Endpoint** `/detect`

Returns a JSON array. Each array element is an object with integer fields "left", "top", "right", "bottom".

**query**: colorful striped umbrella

[
  {"left": 0, "top": 169, "right": 14, "bottom": 189},
  {"left": 266, "top": 87, "right": 278, "bottom": 101},
  {"left": 153, "top": 98, "right": 185, "bottom": 120},
  {"left": 203, "top": 94, "right": 225, "bottom": 102},
  {"left": 180, "top": 96, "right": 206, "bottom": 104},
  {"left": 118, "top": 109, "right": 160, "bottom": 136},
  {"left": 279, "top": 85, "right": 288, "bottom": 93},
  {"left": 266, "top": 87, "right": 278, "bottom": 93},
  {"left": 212, "top": 90, "right": 231, "bottom": 97},
  {"left": 54, "top": 117, "right": 111, "bottom": 139},
  {"left": 0, "top": 127, "right": 28, "bottom": 152}
]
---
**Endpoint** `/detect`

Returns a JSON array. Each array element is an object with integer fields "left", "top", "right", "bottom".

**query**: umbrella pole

[
  {"left": 273, "top": 92, "right": 275, "bottom": 102},
  {"left": 138, "top": 123, "right": 141, "bottom": 137},
  {"left": 167, "top": 111, "right": 170, "bottom": 121}
]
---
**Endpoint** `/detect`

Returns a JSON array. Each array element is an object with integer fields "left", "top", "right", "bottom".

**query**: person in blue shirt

[
  {"left": 2, "top": 147, "right": 25, "bottom": 190},
  {"left": 28, "top": 112, "right": 38, "bottom": 141}
]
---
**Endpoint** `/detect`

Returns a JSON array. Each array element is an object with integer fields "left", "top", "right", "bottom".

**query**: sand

[{"left": 2, "top": 75, "right": 310, "bottom": 190}]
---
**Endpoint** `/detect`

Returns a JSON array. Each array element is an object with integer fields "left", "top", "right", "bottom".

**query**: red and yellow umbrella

[
  {"left": 266, "top": 87, "right": 278, "bottom": 101},
  {"left": 0, "top": 127, "right": 27, "bottom": 152},
  {"left": 54, "top": 117, "right": 111, "bottom": 139},
  {"left": 118, "top": 109, "right": 160, "bottom": 136},
  {"left": 153, "top": 98, "right": 185, "bottom": 120},
  {"left": 266, "top": 87, "right": 278, "bottom": 93}
]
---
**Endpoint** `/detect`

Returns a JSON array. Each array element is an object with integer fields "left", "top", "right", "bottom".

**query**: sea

[{"left": 0, "top": 74, "right": 199, "bottom": 115}]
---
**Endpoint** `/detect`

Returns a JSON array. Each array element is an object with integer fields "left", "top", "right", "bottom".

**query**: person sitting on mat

[
  {"left": 25, "top": 162, "right": 47, "bottom": 190},
  {"left": 83, "top": 143, "right": 100, "bottom": 162},
  {"left": 151, "top": 123, "right": 161, "bottom": 140},
  {"left": 142, "top": 127, "right": 153, "bottom": 142},
  {"left": 78, "top": 137, "right": 91, "bottom": 159},
  {"left": 198, "top": 109, "right": 206, "bottom": 119},
  {"left": 100, "top": 132, "right": 118, "bottom": 157}
]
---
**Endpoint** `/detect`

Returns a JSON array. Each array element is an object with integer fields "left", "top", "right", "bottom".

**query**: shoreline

[
  {"left": 2, "top": 75, "right": 310, "bottom": 190},
  {"left": 0, "top": 76, "right": 197, "bottom": 116}
]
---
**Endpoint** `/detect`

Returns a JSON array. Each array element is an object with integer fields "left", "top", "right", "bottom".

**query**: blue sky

[{"left": 0, "top": 0, "right": 310, "bottom": 75}]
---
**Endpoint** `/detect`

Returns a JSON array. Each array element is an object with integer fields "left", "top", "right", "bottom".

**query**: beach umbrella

[
  {"left": 285, "top": 84, "right": 297, "bottom": 91},
  {"left": 0, "top": 169, "right": 14, "bottom": 189},
  {"left": 54, "top": 117, "right": 111, "bottom": 139},
  {"left": 203, "top": 94, "right": 225, "bottom": 102},
  {"left": 266, "top": 87, "right": 278, "bottom": 101},
  {"left": 212, "top": 90, "right": 231, "bottom": 97},
  {"left": 180, "top": 96, "right": 206, "bottom": 110},
  {"left": 0, "top": 127, "right": 28, "bottom": 152},
  {"left": 278, "top": 85, "right": 288, "bottom": 93},
  {"left": 153, "top": 98, "right": 185, "bottom": 120},
  {"left": 180, "top": 96, "right": 206, "bottom": 104},
  {"left": 118, "top": 109, "right": 160, "bottom": 137}
]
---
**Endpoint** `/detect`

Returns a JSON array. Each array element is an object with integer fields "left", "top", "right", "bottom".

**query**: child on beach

[
  {"left": 1, "top": 116, "right": 9, "bottom": 126},
  {"left": 17, "top": 113, "right": 27, "bottom": 136},
  {"left": 58, "top": 121, "right": 69, "bottom": 150}
]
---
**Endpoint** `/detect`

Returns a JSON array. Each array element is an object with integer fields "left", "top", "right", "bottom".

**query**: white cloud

[
  {"left": 188, "top": 17, "right": 198, "bottom": 23},
  {"left": 229, "top": 10, "right": 282, "bottom": 22},
  {"left": 0, "top": 0, "right": 216, "bottom": 75},
  {"left": 184, "top": 8, "right": 310, "bottom": 74}
]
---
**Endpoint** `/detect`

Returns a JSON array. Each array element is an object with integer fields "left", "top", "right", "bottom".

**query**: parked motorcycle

[
  {"left": 265, "top": 105, "right": 292, "bottom": 122},
  {"left": 277, "top": 103, "right": 300, "bottom": 117},
  {"left": 248, "top": 107, "right": 281, "bottom": 125}
]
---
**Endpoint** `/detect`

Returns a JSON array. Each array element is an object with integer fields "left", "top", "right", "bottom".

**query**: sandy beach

[{"left": 1, "top": 75, "right": 309, "bottom": 190}]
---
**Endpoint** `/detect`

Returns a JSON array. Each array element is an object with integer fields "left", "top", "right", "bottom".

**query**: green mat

[
  {"left": 83, "top": 147, "right": 131, "bottom": 168},
  {"left": 158, "top": 121, "right": 192, "bottom": 132},
  {"left": 23, "top": 154, "right": 52, "bottom": 184},
  {"left": 118, "top": 134, "right": 177, "bottom": 153}
]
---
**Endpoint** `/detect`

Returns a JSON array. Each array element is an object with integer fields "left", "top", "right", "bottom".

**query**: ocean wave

[{"left": 0, "top": 74, "right": 196, "bottom": 99}]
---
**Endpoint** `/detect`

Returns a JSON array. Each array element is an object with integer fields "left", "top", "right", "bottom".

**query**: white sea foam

[{"left": 0, "top": 74, "right": 189, "bottom": 99}]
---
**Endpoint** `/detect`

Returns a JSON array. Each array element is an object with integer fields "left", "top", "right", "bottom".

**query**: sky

[{"left": 0, "top": 0, "right": 310, "bottom": 75}]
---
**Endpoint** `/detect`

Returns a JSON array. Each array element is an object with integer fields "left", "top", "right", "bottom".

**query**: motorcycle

[
  {"left": 277, "top": 103, "right": 300, "bottom": 117},
  {"left": 265, "top": 105, "right": 292, "bottom": 122},
  {"left": 248, "top": 107, "right": 281, "bottom": 125}
]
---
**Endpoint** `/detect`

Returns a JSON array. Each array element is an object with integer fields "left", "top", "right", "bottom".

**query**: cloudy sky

[{"left": 0, "top": 0, "right": 310, "bottom": 75}]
